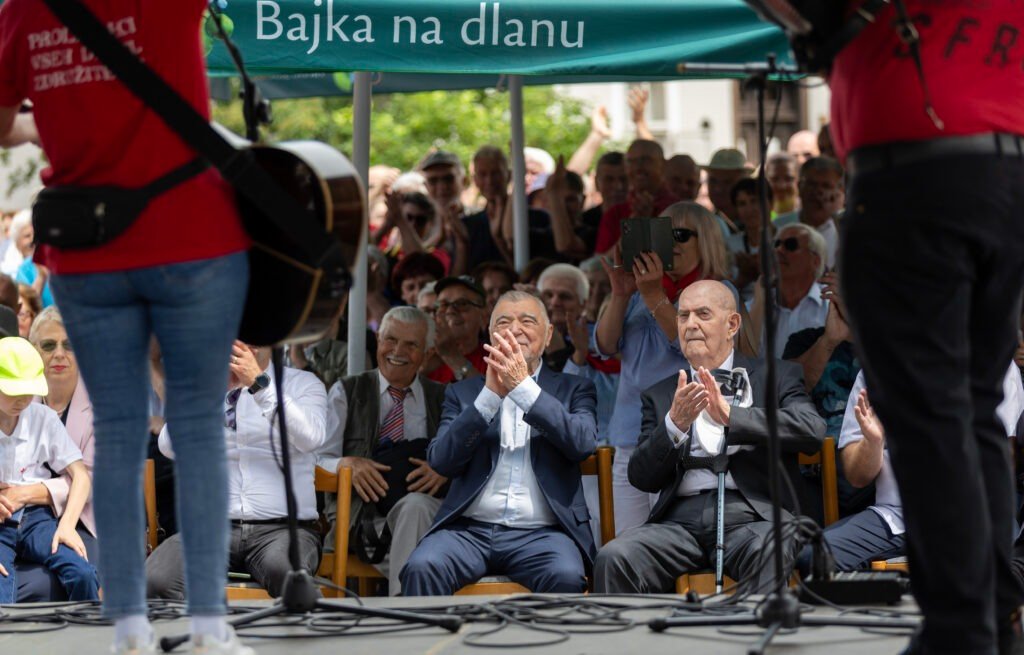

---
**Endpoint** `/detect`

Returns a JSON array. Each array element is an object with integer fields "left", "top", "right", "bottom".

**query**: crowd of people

[{"left": 4, "top": 98, "right": 1024, "bottom": 610}]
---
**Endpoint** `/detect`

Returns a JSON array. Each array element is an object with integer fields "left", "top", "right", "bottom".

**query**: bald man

[
  {"left": 593, "top": 139, "right": 679, "bottom": 253},
  {"left": 594, "top": 280, "right": 825, "bottom": 594},
  {"left": 664, "top": 155, "right": 701, "bottom": 202},
  {"left": 787, "top": 130, "right": 820, "bottom": 166}
]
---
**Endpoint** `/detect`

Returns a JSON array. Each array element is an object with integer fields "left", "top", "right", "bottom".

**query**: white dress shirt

[
  {"left": 839, "top": 364, "right": 1024, "bottom": 536},
  {"left": 463, "top": 364, "right": 558, "bottom": 528},
  {"left": 0, "top": 403, "right": 81, "bottom": 486},
  {"left": 317, "top": 371, "right": 428, "bottom": 473},
  {"left": 663, "top": 351, "right": 754, "bottom": 495},
  {"left": 160, "top": 366, "right": 328, "bottom": 520},
  {"left": 770, "top": 281, "right": 829, "bottom": 359}
]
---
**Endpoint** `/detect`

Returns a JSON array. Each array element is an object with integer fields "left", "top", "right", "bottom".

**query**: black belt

[
  {"left": 848, "top": 132, "right": 1024, "bottom": 177},
  {"left": 231, "top": 518, "right": 319, "bottom": 528}
]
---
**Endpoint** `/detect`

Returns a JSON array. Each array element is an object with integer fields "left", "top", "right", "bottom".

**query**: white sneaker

[
  {"left": 191, "top": 626, "right": 256, "bottom": 655},
  {"left": 111, "top": 634, "right": 157, "bottom": 655}
]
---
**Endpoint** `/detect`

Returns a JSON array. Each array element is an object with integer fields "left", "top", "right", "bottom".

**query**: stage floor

[{"left": 1, "top": 594, "right": 919, "bottom": 654}]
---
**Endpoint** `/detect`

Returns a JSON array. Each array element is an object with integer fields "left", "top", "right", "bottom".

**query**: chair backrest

[
  {"left": 144, "top": 458, "right": 158, "bottom": 553},
  {"left": 797, "top": 436, "right": 839, "bottom": 526},
  {"left": 314, "top": 465, "right": 350, "bottom": 591},
  {"left": 579, "top": 446, "right": 616, "bottom": 545}
]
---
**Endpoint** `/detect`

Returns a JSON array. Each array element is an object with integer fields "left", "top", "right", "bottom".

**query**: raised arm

[{"left": 567, "top": 105, "right": 610, "bottom": 176}]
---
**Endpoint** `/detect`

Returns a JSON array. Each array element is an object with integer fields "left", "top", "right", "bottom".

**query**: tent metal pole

[
  {"left": 509, "top": 75, "right": 529, "bottom": 272},
  {"left": 347, "top": 71, "right": 372, "bottom": 376}
]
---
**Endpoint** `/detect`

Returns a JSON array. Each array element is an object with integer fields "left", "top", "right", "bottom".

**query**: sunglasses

[
  {"left": 38, "top": 339, "right": 73, "bottom": 353},
  {"left": 774, "top": 237, "right": 801, "bottom": 252},
  {"left": 435, "top": 299, "right": 484, "bottom": 313},
  {"left": 405, "top": 212, "right": 430, "bottom": 223},
  {"left": 672, "top": 228, "right": 697, "bottom": 243}
]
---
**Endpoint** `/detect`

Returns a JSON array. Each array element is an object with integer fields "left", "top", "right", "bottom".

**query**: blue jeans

[
  {"left": 50, "top": 252, "right": 248, "bottom": 618},
  {"left": 0, "top": 506, "right": 99, "bottom": 603}
]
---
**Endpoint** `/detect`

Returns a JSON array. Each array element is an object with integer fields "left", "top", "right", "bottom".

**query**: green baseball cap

[{"left": 0, "top": 337, "right": 49, "bottom": 397}]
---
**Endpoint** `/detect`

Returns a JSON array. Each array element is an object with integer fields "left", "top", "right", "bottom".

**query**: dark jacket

[
  {"left": 339, "top": 369, "right": 445, "bottom": 527},
  {"left": 629, "top": 352, "right": 826, "bottom": 524},
  {"left": 425, "top": 366, "right": 599, "bottom": 570}
]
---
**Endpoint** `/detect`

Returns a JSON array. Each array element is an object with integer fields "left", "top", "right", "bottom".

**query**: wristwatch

[{"left": 248, "top": 372, "right": 271, "bottom": 394}]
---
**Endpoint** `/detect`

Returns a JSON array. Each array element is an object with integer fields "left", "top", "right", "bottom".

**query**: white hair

[
  {"left": 9, "top": 209, "right": 31, "bottom": 243},
  {"left": 379, "top": 306, "right": 435, "bottom": 349},
  {"left": 780, "top": 223, "right": 828, "bottom": 277},
  {"left": 524, "top": 147, "right": 555, "bottom": 174},
  {"left": 490, "top": 290, "right": 550, "bottom": 329},
  {"left": 391, "top": 171, "right": 428, "bottom": 195},
  {"left": 537, "top": 263, "right": 589, "bottom": 304},
  {"left": 416, "top": 281, "right": 437, "bottom": 305},
  {"left": 28, "top": 305, "right": 64, "bottom": 344}
]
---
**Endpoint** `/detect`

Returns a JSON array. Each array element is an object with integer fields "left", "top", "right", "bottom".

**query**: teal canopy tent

[
  {"left": 191, "top": 1, "right": 792, "bottom": 372},
  {"left": 204, "top": 1, "right": 788, "bottom": 373},
  {"left": 206, "top": 0, "right": 788, "bottom": 78}
]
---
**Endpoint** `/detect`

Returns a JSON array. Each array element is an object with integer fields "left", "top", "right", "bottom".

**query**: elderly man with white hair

[
  {"left": 537, "top": 263, "right": 590, "bottom": 373},
  {"left": 400, "top": 290, "right": 597, "bottom": 595},
  {"left": 759, "top": 223, "right": 830, "bottom": 359},
  {"left": 318, "top": 306, "right": 448, "bottom": 596}
]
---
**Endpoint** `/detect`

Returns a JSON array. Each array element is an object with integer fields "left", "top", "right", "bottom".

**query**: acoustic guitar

[{"left": 236, "top": 141, "right": 365, "bottom": 346}]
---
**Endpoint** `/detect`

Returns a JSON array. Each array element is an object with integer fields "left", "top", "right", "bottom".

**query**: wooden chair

[
  {"left": 676, "top": 436, "right": 839, "bottom": 595},
  {"left": 870, "top": 558, "right": 909, "bottom": 574},
  {"left": 224, "top": 465, "right": 348, "bottom": 600},
  {"left": 453, "top": 445, "right": 616, "bottom": 596},
  {"left": 144, "top": 459, "right": 159, "bottom": 555}
]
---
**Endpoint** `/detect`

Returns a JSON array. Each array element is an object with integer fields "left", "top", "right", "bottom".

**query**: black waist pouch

[{"left": 32, "top": 158, "right": 208, "bottom": 249}]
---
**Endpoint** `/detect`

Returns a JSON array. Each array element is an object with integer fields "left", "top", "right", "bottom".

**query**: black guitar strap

[{"left": 38, "top": 0, "right": 346, "bottom": 272}]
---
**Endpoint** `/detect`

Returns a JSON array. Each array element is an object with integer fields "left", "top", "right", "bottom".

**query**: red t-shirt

[
  {"left": 0, "top": 0, "right": 250, "bottom": 274},
  {"left": 830, "top": 2, "right": 1024, "bottom": 162},
  {"left": 426, "top": 342, "right": 488, "bottom": 385},
  {"left": 593, "top": 188, "right": 679, "bottom": 254}
]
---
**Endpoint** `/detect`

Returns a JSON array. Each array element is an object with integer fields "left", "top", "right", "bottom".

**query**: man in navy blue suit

[{"left": 400, "top": 290, "right": 598, "bottom": 596}]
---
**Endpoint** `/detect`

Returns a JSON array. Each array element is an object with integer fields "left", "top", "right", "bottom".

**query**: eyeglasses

[
  {"left": 38, "top": 339, "right": 73, "bottom": 353},
  {"left": 405, "top": 212, "right": 430, "bottom": 223},
  {"left": 673, "top": 228, "right": 697, "bottom": 243},
  {"left": 435, "top": 299, "right": 484, "bottom": 313},
  {"left": 774, "top": 237, "right": 801, "bottom": 252}
]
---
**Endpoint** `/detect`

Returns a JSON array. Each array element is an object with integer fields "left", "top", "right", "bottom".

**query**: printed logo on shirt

[
  {"left": 26, "top": 17, "right": 143, "bottom": 93},
  {"left": 889, "top": 6, "right": 1024, "bottom": 70}
]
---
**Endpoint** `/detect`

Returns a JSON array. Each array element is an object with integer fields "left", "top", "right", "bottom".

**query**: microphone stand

[{"left": 646, "top": 56, "right": 916, "bottom": 654}]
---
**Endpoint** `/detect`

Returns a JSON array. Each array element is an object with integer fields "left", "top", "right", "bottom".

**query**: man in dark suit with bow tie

[
  {"left": 400, "top": 290, "right": 598, "bottom": 596},
  {"left": 594, "top": 280, "right": 825, "bottom": 594}
]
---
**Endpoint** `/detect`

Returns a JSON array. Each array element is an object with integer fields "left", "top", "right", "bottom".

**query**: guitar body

[{"left": 235, "top": 141, "right": 365, "bottom": 346}]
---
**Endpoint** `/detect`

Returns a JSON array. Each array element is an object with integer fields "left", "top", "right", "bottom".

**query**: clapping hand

[
  {"left": 853, "top": 389, "right": 884, "bottom": 445},
  {"left": 696, "top": 367, "right": 731, "bottom": 426},
  {"left": 483, "top": 329, "right": 531, "bottom": 394},
  {"left": 669, "top": 370, "right": 709, "bottom": 432}
]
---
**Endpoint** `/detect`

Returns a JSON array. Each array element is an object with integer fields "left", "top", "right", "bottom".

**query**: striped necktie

[
  {"left": 225, "top": 388, "right": 242, "bottom": 430},
  {"left": 377, "top": 385, "right": 409, "bottom": 449}
]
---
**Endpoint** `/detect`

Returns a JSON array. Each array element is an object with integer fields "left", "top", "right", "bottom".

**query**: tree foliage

[{"left": 211, "top": 85, "right": 595, "bottom": 171}]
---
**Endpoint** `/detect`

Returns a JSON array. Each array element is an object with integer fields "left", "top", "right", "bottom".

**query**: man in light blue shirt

[{"left": 400, "top": 290, "right": 598, "bottom": 595}]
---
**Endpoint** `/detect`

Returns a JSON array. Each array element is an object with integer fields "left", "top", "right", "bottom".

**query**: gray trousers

[
  {"left": 594, "top": 490, "right": 795, "bottom": 594},
  {"left": 146, "top": 523, "right": 322, "bottom": 599},
  {"left": 385, "top": 493, "right": 443, "bottom": 596}
]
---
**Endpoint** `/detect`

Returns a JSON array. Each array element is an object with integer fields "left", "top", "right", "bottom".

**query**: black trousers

[{"left": 842, "top": 153, "right": 1024, "bottom": 654}]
